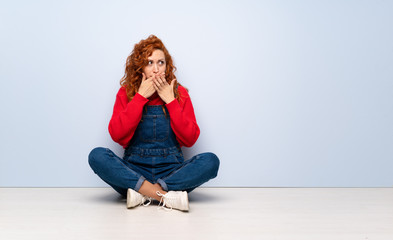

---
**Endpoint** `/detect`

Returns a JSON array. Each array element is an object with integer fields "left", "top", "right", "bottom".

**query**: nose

[{"left": 153, "top": 64, "right": 159, "bottom": 73}]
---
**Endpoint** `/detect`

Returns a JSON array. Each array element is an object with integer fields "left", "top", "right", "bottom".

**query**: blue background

[{"left": 1, "top": 0, "right": 392, "bottom": 187}]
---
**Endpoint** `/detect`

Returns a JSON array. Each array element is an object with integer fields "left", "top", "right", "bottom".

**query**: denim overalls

[{"left": 89, "top": 104, "right": 220, "bottom": 197}]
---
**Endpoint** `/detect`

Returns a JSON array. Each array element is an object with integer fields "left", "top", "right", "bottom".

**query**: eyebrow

[{"left": 148, "top": 58, "right": 165, "bottom": 61}]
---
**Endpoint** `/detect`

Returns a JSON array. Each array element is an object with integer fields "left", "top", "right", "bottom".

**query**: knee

[
  {"left": 199, "top": 152, "right": 220, "bottom": 178},
  {"left": 88, "top": 147, "right": 107, "bottom": 171}
]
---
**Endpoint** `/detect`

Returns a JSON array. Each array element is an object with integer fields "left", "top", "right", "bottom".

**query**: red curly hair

[{"left": 120, "top": 35, "right": 186, "bottom": 106}]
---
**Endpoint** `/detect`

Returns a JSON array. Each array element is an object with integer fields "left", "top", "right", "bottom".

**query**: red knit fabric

[{"left": 108, "top": 86, "right": 200, "bottom": 149}]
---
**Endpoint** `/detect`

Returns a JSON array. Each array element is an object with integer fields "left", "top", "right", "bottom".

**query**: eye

[
  {"left": 148, "top": 60, "right": 153, "bottom": 65},
  {"left": 159, "top": 60, "right": 165, "bottom": 65}
]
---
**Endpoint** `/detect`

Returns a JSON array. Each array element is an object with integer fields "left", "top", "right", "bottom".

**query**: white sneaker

[
  {"left": 156, "top": 191, "right": 189, "bottom": 212},
  {"left": 127, "top": 188, "right": 152, "bottom": 209}
]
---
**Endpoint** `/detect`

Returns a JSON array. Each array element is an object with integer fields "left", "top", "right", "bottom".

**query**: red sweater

[{"left": 108, "top": 85, "right": 200, "bottom": 149}]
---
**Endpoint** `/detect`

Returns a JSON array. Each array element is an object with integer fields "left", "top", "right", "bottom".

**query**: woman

[{"left": 88, "top": 35, "right": 220, "bottom": 212}]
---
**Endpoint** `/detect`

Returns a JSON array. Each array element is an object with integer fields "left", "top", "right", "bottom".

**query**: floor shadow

[
  {"left": 188, "top": 190, "right": 222, "bottom": 203},
  {"left": 89, "top": 191, "right": 126, "bottom": 204},
  {"left": 88, "top": 188, "right": 222, "bottom": 204}
]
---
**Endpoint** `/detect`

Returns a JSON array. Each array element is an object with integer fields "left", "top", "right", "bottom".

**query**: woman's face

[{"left": 143, "top": 49, "right": 166, "bottom": 78}]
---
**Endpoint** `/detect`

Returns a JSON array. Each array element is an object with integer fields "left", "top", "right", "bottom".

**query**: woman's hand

[
  {"left": 153, "top": 73, "right": 176, "bottom": 104},
  {"left": 137, "top": 73, "right": 156, "bottom": 99}
]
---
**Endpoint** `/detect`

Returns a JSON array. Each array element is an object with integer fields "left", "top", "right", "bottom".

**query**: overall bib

[{"left": 89, "top": 104, "right": 219, "bottom": 197}]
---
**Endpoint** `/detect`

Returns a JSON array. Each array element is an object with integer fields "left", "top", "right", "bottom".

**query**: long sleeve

[
  {"left": 165, "top": 86, "right": 200, "bottom": 147},
  {"left": 108, "top": 87, "right": 149, "bottom": 148}
]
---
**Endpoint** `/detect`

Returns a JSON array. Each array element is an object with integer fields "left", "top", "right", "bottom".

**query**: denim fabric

[{"left": 88, "top": 105, "right": 219, "bottom": 197}]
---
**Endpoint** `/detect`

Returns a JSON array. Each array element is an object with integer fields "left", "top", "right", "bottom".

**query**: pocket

[
  {"left": 171, "top": 151, "right": 184, "bottom": 164},
  {"left": 155, "top": 153, "right": 182, "bottom": 167},
  {"left": 125, "top": 153, "right": 138, "bottom": 164},
  {"left": 126, "top": 154, "right": 153, "bottom": 168},
  {"left": 138, "top": 115, "right": 169, "bottom": 142}
]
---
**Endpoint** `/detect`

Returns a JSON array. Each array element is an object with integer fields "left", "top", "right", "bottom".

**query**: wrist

[
  {"left": 165, "top": 97, "right": 175, "bottom": 104},
  {"left": 137, "top": 92, "right": 147, "bottom": 99}
]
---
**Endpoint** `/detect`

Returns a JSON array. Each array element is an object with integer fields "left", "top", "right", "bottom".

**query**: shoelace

[
  {"left": 156, "top": 191, "right": 174, "bottom": 211},
  {"left": 140, "top": 196, "right": 152, "bottom": 207}
]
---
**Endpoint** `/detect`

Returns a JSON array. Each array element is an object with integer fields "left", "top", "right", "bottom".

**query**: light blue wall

[{"left": 1, "top": 0, "right": 392, "bottom": 187}]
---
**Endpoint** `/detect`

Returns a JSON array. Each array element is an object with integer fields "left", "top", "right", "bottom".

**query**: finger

[
  {"left": 158, "top": 78, "right": 165, "bottom": 86},
  {"left": 156, "top": 74, "right": 164, "bottom": 84},
  {"left": 153, "top": 82, "right": 159, "bottom": 91},
  {"left": 153, "top": 79, "right": 161, "bottom": 88},
  {"left": 158, "top": 72, "right": 164, "bottom": 78},
  {"left": 142, "top": 73, "right": 146, "bottom": 81},
  {"left": 153, "top": 75, "right": 159, "bottom": 83},
  {"left": 171, "top": 78, "right": 177, "bottom": 86},
  {"left": 160, "top": 75, "right": 168, "bottom": 85}
]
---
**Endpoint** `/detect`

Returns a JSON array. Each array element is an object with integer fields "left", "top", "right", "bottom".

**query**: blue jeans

[
  {"left": 88, "top": 103, "right": 219, "bottom": 197},
  {"left": 88, "top": 147, "right": 219, "bottom": 197}
]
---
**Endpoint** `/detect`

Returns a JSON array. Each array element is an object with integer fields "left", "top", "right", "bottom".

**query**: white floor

[{"left": 0, "top": 188, "right": 392, "bottom": 240}]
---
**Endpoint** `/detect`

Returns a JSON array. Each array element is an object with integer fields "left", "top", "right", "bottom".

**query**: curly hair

[{"left": 120, "top": 35, "right": 186, "bottom": 107}]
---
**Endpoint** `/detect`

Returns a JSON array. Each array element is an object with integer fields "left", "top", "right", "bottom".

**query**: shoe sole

[
  {"left": 181, "top": 192, "right": 189, "bottom": 212},
  {"left": 126, "top": 188, "right": 136, "bottom": 209}
]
